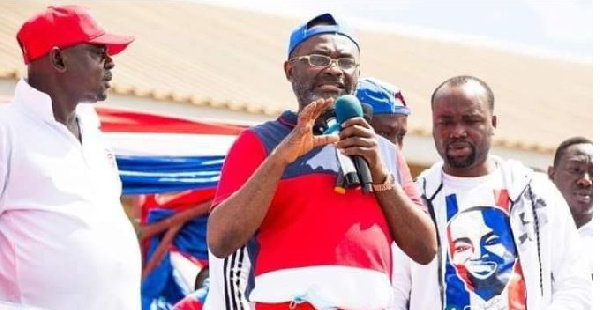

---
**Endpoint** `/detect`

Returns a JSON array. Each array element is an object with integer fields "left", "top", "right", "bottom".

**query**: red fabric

[
  {"left": 154, "top": 189, "right": 216, "bottom": 213},
  {"left": 212, "top": 130, "right": 392, "bottom": 277},
  {"left": 255, "top": 302, "right": 317, "bottom": 310},
  {"left": 96, "top": 108, "right": 246, "bottom": 135},
  {"left": 211, "top": 130, "right": 267, "bottom": 209},
  {"left": 508, "top": 261, "right": 527, "bottom": 310},
  {"left": 255, "top": 303, "right": 365, "bottom": 310},
  {"left": 172, "top": 296, "right": 203, "bottom": 310},
  {"left": 140, "top": 189, "right": 214, "bottom": 222},
  {"left": 16, "top": 5, "right": 134, "bottom": 64},
  {"left": 494, "top": 189, "right": 511, "bottom": 213},
  {"left": 256, "top": 175, "right": 391, "bottom": 275},
  {"left": 141, "top": 189, "right": 216, "bottom": 223}
]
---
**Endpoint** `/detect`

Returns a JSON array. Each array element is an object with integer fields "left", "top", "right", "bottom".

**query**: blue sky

[{"left": 197, "top": 0, "right": 593, "bottom": 61}]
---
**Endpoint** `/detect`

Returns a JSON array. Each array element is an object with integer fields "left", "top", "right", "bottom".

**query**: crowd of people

[{"left": 0, "top": 5, "right": 592, "bottom": 310}]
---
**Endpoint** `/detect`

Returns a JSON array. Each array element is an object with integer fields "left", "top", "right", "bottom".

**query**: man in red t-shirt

[{"left": 207, "top": 13, "right": 436, "bottom": 310}]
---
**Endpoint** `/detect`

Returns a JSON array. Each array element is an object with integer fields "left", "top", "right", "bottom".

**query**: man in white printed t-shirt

[
  {"left": 389, "top": 75, "right": 591, "bottom": 310},
  {"left": 0, "top": 6, "right": 141, "bottom": 310}
]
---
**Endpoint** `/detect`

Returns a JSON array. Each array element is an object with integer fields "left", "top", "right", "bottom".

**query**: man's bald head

[{"left": 431, "top": 75, "right": 495, "bottom": 112}]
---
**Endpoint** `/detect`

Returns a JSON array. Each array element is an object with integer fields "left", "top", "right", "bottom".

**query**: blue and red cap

[
  {"left": 287, "top": 13, "right": 359, "bottom": 59},
  {"left": 356, "top": 78, "right": 411, "bottom": 116}
]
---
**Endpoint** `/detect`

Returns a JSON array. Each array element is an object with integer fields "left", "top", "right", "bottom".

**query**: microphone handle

[
  {"left": 336, "top": 148, "right": 360, "bottom": 188},
  {"left": 352, "top": 155, "right": 373, "bottom": 193}
]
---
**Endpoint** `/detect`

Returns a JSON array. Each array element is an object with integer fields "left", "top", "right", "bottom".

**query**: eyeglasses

[{"left": 291, "top": 54, "right": 359, "bottom": 71}]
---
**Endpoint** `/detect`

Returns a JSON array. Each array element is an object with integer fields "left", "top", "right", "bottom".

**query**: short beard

[
  {"left": 292, "top": 79, "right": 346, "bottom": 110},
  {"left": 445, "top": 143, "right": 477, "bottom": 169},
  {"left": 292, "top": 78, "right": 316, "bottom": 108},
  {"left": 97, "top": 92, "right": 108, "bottom": 102}
]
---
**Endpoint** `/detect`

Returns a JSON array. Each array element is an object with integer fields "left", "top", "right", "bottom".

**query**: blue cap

[
  {"left": 356, "top": 78, "right": 411, "bottom": 116},
  {"left": 287, "top": 13, "right": 359, "bottom": 59}
]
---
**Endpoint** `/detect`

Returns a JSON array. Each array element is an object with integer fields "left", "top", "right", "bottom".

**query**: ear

[
  {"left": 49, "top": 47, "right": 67, "bottom": 73},
  {"left": 490, "top": 115, "right": 497, "bottom": 135},
  {"left": 548, "top": 166, "right": 555, "bottom": 180},
  {"left": 284, "top": 60, "right": 293, "bottom": 81}
]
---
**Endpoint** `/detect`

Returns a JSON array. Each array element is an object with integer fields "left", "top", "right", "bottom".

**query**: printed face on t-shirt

[{"left": 447, "top": 206, "right": 516, "bottom": 301}]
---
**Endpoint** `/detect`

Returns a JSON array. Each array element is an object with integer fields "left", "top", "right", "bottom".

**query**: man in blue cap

[
  {"left": 357, "top": 77, "right": 412, "bottom": 150},
  {"left": 356, "top": 78, "right": 418, "bottom": 310},
  {"left": 208, "top": 13, "right": 436, "bottom": 310}
]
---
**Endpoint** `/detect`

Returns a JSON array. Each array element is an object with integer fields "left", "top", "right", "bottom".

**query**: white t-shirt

[
  {"left": 578, "top": 219, "right": 593, "bottom": 278},
  {"left": 0, "top": 80, "right": 141, "bottom": 310},
  {"left": 438, "top": 168, "right": 527, "bottom": 310}
]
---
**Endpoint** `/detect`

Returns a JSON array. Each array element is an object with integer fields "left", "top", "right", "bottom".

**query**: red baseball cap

[{"left": 16, "top": 5, "right": 135, "bottom": 65}]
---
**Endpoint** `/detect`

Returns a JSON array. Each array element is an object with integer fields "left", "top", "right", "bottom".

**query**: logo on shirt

[
  {"left": 104, "top": 148, "right": 117, "bottom": 170},
  {"left": 444, "top": 192, "right": 526, "bottom": 310}
]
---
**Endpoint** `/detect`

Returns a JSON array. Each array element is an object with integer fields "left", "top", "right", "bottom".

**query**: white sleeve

[
  {"left": 226, "top": 245, "right": 251, "bottom": 310},
  {"left": 389, "top": 243, "right": 412, "bottom": 310},
  {"left": 205, "top": 246, "right": 251, "bottom": 310},
  {"left": 543, "top": 179, "right": 592, "bottom": 309},
  {"left": 0, "top": 122, "right": 10, "bottom": 214}
]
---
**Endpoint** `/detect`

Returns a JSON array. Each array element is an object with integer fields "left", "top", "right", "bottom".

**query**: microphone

[
  {"left": 313, "top": 102, "right": 372, "bottom": 134},
  {"left": 313, "top": 109, "right": 336, "bottom": 135},
  {"left": 335, "top": 95, "right": 374, "bottom": 193},
  {"left": 335, "top": 145, "right": 360, "bottom": 191},
  {"left": 360, "top": 102, "right": 374, "bottom": 125},
  {"left": 319, "top": 109, "right": 360, "bottom": 190}
]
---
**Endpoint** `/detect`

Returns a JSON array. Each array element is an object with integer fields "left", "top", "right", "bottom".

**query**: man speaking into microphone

[{"left": 207, "top": 13, "right": 436, "bottom": 310}]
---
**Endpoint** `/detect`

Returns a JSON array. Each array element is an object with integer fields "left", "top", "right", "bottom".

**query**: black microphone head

[
  {"left": 313, "top": 108, "right": 336, "bottom": 135},
  {"left": 335, "top": 95, "right": 363, "bottom": 124},
  {"left": 360, "top": 102, "right": 373, "bottom": 124}
]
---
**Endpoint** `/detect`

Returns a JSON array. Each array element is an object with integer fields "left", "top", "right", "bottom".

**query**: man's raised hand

[{"left": 274, "top": 98, "right": 339, "bottom": 164}]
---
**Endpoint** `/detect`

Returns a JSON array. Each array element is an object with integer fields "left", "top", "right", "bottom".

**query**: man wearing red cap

[{"left": 0, "top": 6, "right": 140, "bottom": 310}]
